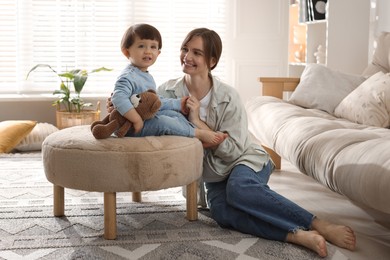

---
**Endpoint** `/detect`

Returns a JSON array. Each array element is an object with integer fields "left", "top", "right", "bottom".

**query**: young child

[{"left": 111, "top": 23, "right": 227, "bottom": 147}]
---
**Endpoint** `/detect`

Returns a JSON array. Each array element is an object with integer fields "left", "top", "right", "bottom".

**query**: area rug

[{"left": 0, "top": 152, "right": 347, "bottom": 260}]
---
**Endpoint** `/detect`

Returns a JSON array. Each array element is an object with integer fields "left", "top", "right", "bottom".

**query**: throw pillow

[
  {"left": 288, "top": 64, "right": 365, "bottom": 114},
  {"left": 0, "top": 120, "right": 37, "bottom": 153},
  {"left": 362, "top": 32, "right": 390, "bottom": 77},
  {"left": 334, "top": 72, "right": 390, "bottom": 128},
  {"left": 15, "top": 122, "right": 59, "bottom": 152}
]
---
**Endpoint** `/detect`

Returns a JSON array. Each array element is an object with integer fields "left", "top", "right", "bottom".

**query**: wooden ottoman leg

[
  {"left": 53, "top": 185, "right": 64, "bottom": 217},
  {"left": 132, "top": 191, "right": 141, "bottom": 202},
  {"left": 186, "top": 181, "right": 198, "bottom": 221},
  {"left": 104, "top": 192, "right": 117, "bottom": 240}
]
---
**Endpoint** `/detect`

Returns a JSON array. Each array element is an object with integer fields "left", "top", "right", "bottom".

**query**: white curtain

[{"left": 0, "top": 0, "right": 228, "bottom": 94}]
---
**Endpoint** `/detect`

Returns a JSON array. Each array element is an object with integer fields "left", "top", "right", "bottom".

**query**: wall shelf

[{"left": 288, "top": 0, "right": 371, "bottom": 77}]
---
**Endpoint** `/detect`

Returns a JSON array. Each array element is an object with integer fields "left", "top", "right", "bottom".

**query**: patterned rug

[{"left": 0, "top": 152, "right": 346, "bottom": 260}]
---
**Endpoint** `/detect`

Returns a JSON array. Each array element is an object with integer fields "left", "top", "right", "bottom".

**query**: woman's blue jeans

[
  {"left": 205, "top": 162, "right": 314, "bottom": 241},
  {"left": 125, "top": 109, "right": 195, "bottom": 137}
]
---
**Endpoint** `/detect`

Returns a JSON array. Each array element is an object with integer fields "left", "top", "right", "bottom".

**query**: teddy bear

[{"left": 91, "top": 89, "right": 161, "bottom": 139}]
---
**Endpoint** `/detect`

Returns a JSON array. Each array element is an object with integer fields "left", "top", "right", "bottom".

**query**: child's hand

[
  {"left": 106, "top": 93, "right": 114, "bottom": 113},
  {"left": 132, "top": 119, "right": 144, "bottom": 134},
  {"left": 181, "top": 96, "right": 190, "bottom": 115},
  {"left": 123, "top": 108, "right": 143, "bottom": 133}
]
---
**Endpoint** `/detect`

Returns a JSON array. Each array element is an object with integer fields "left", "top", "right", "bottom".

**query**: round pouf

[{"left": 42, "top": 125, "right": 203, "bottom": 239}]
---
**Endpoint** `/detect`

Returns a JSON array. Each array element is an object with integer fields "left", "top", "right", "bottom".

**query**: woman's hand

[
  {"left": 186, "top": 96, "right": 201, "bottom": 125},
  {"left": 181, "top": 96, "right": 190, "bottom": 115}
]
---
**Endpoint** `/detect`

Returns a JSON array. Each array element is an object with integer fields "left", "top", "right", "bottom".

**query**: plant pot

[{"left": 56, "top": 102, "right": 100, "bottom": 129}]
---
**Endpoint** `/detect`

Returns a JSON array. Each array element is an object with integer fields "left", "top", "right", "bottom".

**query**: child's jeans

[{"left": 125, "top": 110, "right": 195, "bottom": 138}]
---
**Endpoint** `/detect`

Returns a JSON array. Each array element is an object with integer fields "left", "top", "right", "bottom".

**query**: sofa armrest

[
  {"left": 258, "top": 77, "right": 300, "bottom": 99},
  {"left": 254, "top": 77, "right": 300, "bottom": 169}
]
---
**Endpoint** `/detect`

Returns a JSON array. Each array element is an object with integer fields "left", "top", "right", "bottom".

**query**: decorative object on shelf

[
  {"left": 299, "top": 0, "right": 308, "bottom": 23},
  {"left": 293, "top": 25, "right": 306, "bottom": 62},
  {"left": 307, "top": 0, "right": 327, "bottom": 21},
  {"left": 294, "top": 45, "right": 306, "bottom": 63},
  {"left": 26, "top": 64, "right": 112, "bottom": 129},
  {"left": 314, "top": 44, "right": 326, "bottom": 64}
]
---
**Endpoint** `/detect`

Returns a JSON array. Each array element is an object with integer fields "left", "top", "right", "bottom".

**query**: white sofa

[{"left": 246, "top": 32, "right": 390, "bottom": 214}]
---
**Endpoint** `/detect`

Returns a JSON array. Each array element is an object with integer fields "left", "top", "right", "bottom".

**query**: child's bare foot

[
  {"left": 195, "top": 129, "right": 227, "bottom": 148},
  {"left": 202, "top": 133, "right": 229, "bottom": 148},
  {"left": 287, "top": 230, "right": 328, "bottom": 257},
  {"left": 311, "top": 218, "right": 356, "bottom": 251}
]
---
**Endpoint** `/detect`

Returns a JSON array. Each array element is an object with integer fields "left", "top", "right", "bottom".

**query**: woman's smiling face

[{"left": 180, "top": 36, "right": 212, "bottom": 77}]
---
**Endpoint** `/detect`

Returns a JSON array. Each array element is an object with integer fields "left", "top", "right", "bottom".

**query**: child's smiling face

[{"left": 127, "top": 36, "right": 161, "bottom": 71}]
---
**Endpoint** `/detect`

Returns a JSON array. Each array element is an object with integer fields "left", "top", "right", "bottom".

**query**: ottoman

[{"left": 42, "top": 125, "right": 203, "bottom": 239}]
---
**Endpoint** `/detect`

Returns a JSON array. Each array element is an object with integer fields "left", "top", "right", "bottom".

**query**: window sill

[{"left": 0, "top": 93, "right": 109, "bottom": 102}]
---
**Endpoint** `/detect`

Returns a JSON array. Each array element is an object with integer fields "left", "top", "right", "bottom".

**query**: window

[{"left": 0, "top": 0, "right": 228, "bottom": 94}]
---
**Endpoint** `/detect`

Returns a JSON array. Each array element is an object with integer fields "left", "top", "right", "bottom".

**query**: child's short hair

[{"left": 121, "top": 23, "right": 162, "bottom": 51}]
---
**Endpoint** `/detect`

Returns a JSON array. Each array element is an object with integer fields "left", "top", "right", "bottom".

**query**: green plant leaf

[
  {"left": 90, "top": 67, "right": 112, "bottom": 73},
  {"left": 59, "top": 82, "right": 69, "bottom": 92},
  {"left": 27, "top": 63, "right": 112, "bottom": 113},
  {"left": 69, "top": 69, "right": 82, "bottom": 75},
  {"left": 58, "top": 72, "right": 75, "bottom": 80},
  {"left": 26, "top": 64, "right": 59, "bottom": 80},
  {"left": 73, "top": 73, "right": 88, "bottom": 94}
]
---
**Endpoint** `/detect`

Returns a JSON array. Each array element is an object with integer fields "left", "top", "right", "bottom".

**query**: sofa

[{"left": 245, "top": 32, "right": 390, "bottom": 215}]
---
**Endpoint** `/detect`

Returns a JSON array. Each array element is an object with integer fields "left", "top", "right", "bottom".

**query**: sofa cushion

[
  {"left": 334, "top": 71, "right": 390, "bottom": 128},
  {"left": 288, "top": 64, "right": 365, "bottom": 114},
  {"left": 0, "top": 120, "right": 37, "bottom": 153},
  {"left": 15, "top": 122, "right": 59, "bottom": 151},
  {"left": 362, "top": 31, "right": 390, "bottom": 76}
]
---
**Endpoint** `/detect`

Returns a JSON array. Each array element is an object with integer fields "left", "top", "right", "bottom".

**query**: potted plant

[{"left": 26, "top": 64, "right": 112, "bottom": 129}]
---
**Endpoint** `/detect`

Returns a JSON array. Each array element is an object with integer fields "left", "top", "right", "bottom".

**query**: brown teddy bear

[{"left": 91, "top": 89, "right": 161, "bottom": 139}]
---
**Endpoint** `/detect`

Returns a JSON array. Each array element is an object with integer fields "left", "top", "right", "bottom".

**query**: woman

[{"left": 156, "top": 28, "right": 356, "bottom": 257}]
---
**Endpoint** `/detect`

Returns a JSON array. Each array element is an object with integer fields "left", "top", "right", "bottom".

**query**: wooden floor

[{"left": 270, "top": 160, "right": 390, "bottom": 260}]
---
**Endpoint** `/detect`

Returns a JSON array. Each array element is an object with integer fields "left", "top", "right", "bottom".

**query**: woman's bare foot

[
  {"left": 311, "top": 218, "right": 356, "bottom": 251},
  {"left": 287, "top": 230, "right": 328, "bottom": 257},
  {"left": 195, "top": 129, "right": 227, "bottom": 148}
]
